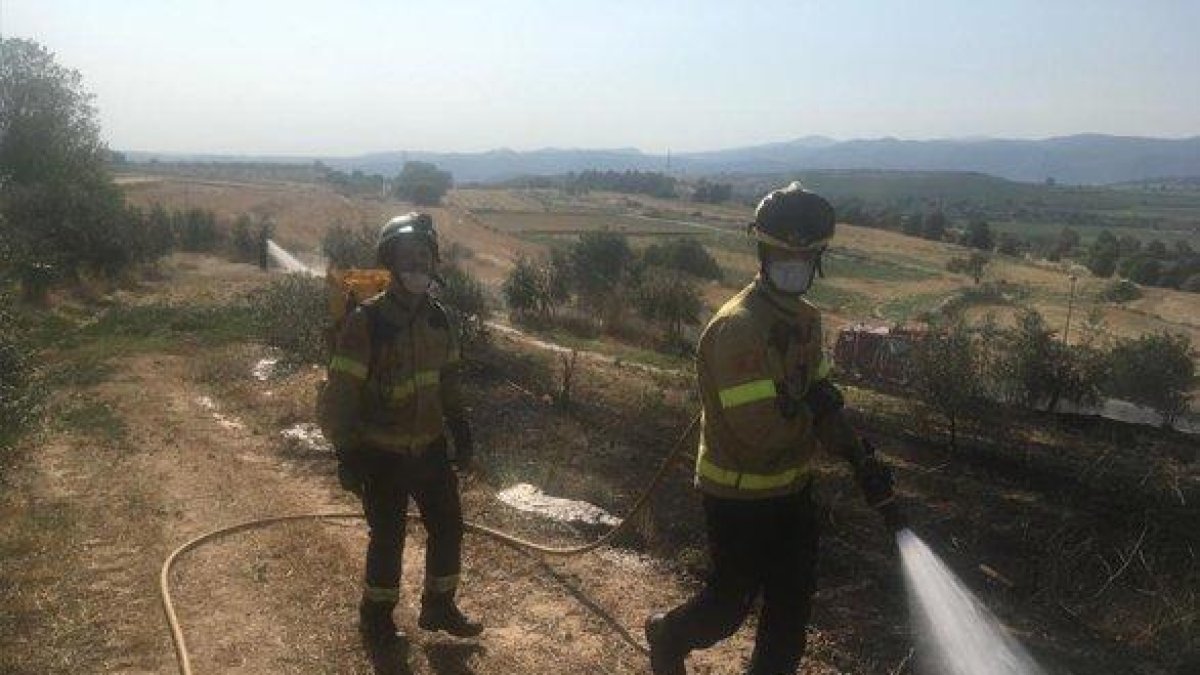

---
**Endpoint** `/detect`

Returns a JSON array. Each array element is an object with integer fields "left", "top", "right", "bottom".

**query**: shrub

[
  {"left": 437, "top": 264, "right": 491, "bottom": 351},
  {"left": 0, "top": 312, "right": 34, "bottom": 451},
  {"left": 251, "top": 274, "right": 328, "bottom": 364},
  {"left": 910, "top": 320, "right": 985, "bottom": 449},
  {"left": 633, "top": 267, "right": 703, "bottom": 341},
  {"left": 174, "top": 207, "right": 222, "bottom": 252},
  {"left": 230, "top": 214, "right": 272, "bottom": 265},
  {"left": 1097, "top": 279, "right": 1141, "bottom": 303},
  {"left": 321, "top": 222, "right": 376, "bottom": 269},
  {"left": 642, "top": 238, "right": 722, "bottom": 281},
  {"left": 1106, "top": 332, "right": 1194, "bottom": 428}
]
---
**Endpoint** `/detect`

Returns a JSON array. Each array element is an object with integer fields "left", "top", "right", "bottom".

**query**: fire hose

[{"left": 159, "top": 413, "right": 700, "bottom": 675}]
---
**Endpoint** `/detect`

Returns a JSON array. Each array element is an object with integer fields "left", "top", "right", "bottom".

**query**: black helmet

[
  {"left": 376, "top": 212, "right": 439, "bottom": 267},
  {"left": 748, "top": 182, "right": 835, "bottom": 252}
]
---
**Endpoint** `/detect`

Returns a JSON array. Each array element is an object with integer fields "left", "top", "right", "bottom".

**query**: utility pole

[{"left": 1062, "top": 274, "right": 1078, "bottom": 344}]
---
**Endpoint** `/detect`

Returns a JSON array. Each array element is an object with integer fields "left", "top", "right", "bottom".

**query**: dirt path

[{"left": 1, "top": 343, "right": 799, "bottom": 674}]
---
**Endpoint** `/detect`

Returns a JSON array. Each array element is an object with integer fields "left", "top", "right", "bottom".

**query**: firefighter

[
  {"left": 325, "top": 212, "right": 482, "bottom": 651},
  {"left": 645, "top": 183, "right": 904, "bottom": 675}
]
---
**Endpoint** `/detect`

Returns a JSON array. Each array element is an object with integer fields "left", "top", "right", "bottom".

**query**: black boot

[
  {"left": 359, "top": 599, "right": 404, "bottom": 649},
  {"left": 418, "top": 591, "right": 483, "bottom": 637},
  {"left": 645, "top": 613, "right": 686, "bottom": 675}
]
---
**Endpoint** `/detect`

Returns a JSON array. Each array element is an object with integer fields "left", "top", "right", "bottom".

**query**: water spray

[
  {"left": 265, "top": 239, "right": 321, "bottom": 276},
  {"left": 898, "top": 529, "right": 1046, "bottom": 675}
]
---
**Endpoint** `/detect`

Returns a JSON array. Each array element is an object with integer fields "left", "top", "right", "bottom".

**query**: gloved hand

[
  {"left": 854, "top": 439, "right": 906, "bottom": 532},
  {"left": 335, "top": 446, "right": 365, "bottom": 497},
  {"left": 447, "top": 418, "right": 474, "bottom": 471}
]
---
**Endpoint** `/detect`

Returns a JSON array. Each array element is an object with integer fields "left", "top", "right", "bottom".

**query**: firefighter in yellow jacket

[
  {"left": 325, "top": 212, "right": 482, "bottom": 650},
  {"left": 645, "top": 183, "right": 904, "bottom": 675}
]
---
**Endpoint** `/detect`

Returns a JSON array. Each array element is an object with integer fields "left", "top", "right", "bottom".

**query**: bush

[
  {"left": 1097, "top": 279, "right": 1141, "bottom": 303},
  {"left": 569, "top": 230, "right": 634, "bottom": 318},
  {"left": 437, "top": 264, "right": 491, "bottom": 351},
  {"left": 642, "top": 238, "right": 722, "bottom": 281},
  {"left": 991, "top": 308, "right": 1107, "bottom": 411},
  {"left": 910, "top": 320, "right": 985, "bottom": 449},
  {"left": 1106, "top": 332, "right": 1194, "bottom": 428},
  {"left": 393, "top": 161, "right": 452, "bottom": 206},
  {"left": 174, "top": 207, "right": 222, "bottom": 252},
  {"left": 230, "top": 214, "right": 272, "bottom": 265},
  {"left": 946, "top": 252, "right": 989, "bottom": 283},
  {"left": 633, "top": 267, "right": 703, "bottom": 341},
  {"left": 321, "top": 222, "right": 376, "bottom": 269},
  {"left": 0, "top": 311, "right": 34, "bottom": 451},
  {"left": 251, "top": 274, "right": 328, "bottom": 364},
  {"left": 1, "top": 39, "right": 163, "bottom": 296}
]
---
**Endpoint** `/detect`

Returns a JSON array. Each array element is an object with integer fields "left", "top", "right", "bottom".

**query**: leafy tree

[
  {"left": 947, "top": 252, "right": 990, "bottom": 284},
  {"left": 922, "top": 209, "right": 947, "bottom": 241},
  {"left": 1117, "top": 235, "right": 1142, "bottom": 258},
  {"left": 502, "top": 251, "right": 571, "bottom": 323},
  {"left": 964, "top": 219, "right": 994, "bottom": 251},
  {"left": 642, "top": 238, "right": 722, "bottom": 281},
  {"left": 993, "top": 309, "right": 1059, "bottom": 408},
  {"left": 437, "top": 264, "right": 491, "bottom": 350},
  {"left": 173, "top": 207, "right": 222, "bottom": 252},
  {"left": 692, "top": 180, "right": 732, "bottom": 203},
  {"left": 566, "top": 170, "right": 676, "bottom": 198},
  {"left": 1, "top": 38, "right": 149, "bottom": 297},
  {"left": 1086, "top": 230, "right": 1120, "bottom": 277},
  {"left": 1097, "top": 279, "right": 1141, "bottom": 303},
  {"left": 393, "top": 161, "right": 452, "bottom": 206},
  {"left": 902, "top": 212, "right": 924, "bottom": 237},
  {"left": 633, "top": 267, "right": 702, "bottom": 341},
  {"left": 910, "top": 320, "right": 985, "bottom": 450},
  {"left": 1119, "top": 256, "right": 1161, "bottom": 286},
  {"left": 569, "top": 230, "right": 634, "bottom": 312},
  {"left": 502, "top": 256, "right": 545, "bottom": 320},
  {"left": 1144, "top": 239, "right": 1169, "bottom": 259},
  {"left": 321, "top": 222, "right": 377, "bottom": 269},
  {"left": 996, "top": 232, "right": 1025, "bottom": 257},
  {"left": 1106, "top": 332, "right": 1195, "bottom": 428},
  {"left": 1054, "top": 227, "right": 1081, "bottom": 259}
]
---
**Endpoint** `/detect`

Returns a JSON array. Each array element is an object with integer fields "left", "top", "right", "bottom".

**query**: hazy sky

[{"left": 5, "top": 0, "right": 1198, "bottom": 155}]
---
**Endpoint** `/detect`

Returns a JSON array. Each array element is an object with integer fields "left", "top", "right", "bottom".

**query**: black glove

[
  {"left": 854, "top": 439, "right": 906, "bottom": 532},
  {"left": 447, "top": 418, "right": 474, "bottom": 471},
  {"left": 335, "top": 446, "right": 365, "bottom": 496}
]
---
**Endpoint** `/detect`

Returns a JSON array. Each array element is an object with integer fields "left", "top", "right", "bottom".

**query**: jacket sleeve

[
  {"left": 698, "top": 317, "right": 808, "bottom": 451},
  {"left": 325, "top": 309, "right": 372, "bottom": 450},
  {"left": 439, "top": 311, "right": 467, "bottom": 424}
]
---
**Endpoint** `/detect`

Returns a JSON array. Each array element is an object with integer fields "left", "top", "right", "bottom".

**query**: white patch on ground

[
  {"left": 496, "top": 483, "right": 620, "bottom": 527},
  {"left": 595, "top": 547, "right": 662, "bottom": 572},
  {"left": 280, "top": 423, "right": 332, "bottom": 453},
  {"left": 252, "top": 358, "right": 279, "bottom": 381},
  {"left": 195, "top": 395, "right": 245, "bottom": 430}
]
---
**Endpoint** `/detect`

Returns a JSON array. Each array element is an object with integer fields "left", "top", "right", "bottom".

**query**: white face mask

[
  {"left": 398, "top": 271, "right": 431, "bottom": 295},
  {"left": 767, "top": 259, "right": 816, "bottom": 294}
]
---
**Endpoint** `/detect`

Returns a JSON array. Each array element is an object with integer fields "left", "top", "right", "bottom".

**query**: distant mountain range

[{"left": 125, "top": 134, "right": 1200, "bottom": 185}]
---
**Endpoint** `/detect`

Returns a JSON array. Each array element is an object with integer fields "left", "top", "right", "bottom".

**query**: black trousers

[
  {"left": 662, "top": 487, "right": 821, "bottom": 675},
  {"left": 360, "top": 441, "right": 463, "bottom": 602}
]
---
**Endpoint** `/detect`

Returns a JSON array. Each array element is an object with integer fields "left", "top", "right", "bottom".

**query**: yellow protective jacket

[
  {"left": 324, "top": 290, "right": 465, "bottom": 454},
  {"left": 694, "top": 277, "right": 831, "bottom": 499}
]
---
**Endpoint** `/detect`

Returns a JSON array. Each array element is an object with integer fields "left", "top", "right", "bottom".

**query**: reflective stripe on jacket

[
  {"left": 325, "top": 290, "right": 464, "bottom": 454},
  {"left": 694, "top": 278, "right": 830, "bottom": 499}
]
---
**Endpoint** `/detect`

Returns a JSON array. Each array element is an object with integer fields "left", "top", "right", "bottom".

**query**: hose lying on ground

[{"left": 160, "top": 413, "right": 700, "bottom": 675}]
